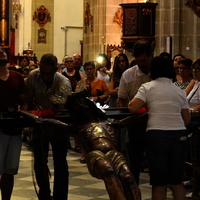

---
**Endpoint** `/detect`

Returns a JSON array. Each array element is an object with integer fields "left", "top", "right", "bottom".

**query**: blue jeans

[
  {"left": 32, "top": 125, "right": 69, "bottom": 200},
  {"left": 0, "top": 132, "right": 22, "bottom": 175},
  {"left": 146, "top": 130, "right": 188, "bottom": 186}
]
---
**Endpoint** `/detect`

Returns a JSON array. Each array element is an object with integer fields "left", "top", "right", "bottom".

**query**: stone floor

[{"left": 4, "top": 138, "right": 192, "bottom": 200}]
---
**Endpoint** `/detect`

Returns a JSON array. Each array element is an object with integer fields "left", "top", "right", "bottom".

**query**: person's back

[
  {"left": 140, "top": 78, "right": 187, "bottom": 130},
  {"left": 128, "top": 56, "right": 190, "bottom": 200}
]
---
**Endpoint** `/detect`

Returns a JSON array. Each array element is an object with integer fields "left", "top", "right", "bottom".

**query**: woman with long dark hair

[{"left": 108, "top": 53, "right": 129, "bottom": 107}]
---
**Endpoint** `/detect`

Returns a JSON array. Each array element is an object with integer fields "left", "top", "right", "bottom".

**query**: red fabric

[
  {"left": 135, "top": 107, "right": 147, "bottom": 114},
  {"left": 0, "top": 70, "right": 26, "bottom": 111},
  {"left": 10, "top": 29, "right": 15, "bottom": 65},
  {"left": 30, "top": 109, "right": 56, "bottom": 118}
]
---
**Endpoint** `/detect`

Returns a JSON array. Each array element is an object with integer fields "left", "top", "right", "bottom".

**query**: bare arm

[
  {"left": 185, "top": 79, "right": 195, "bottom": 96},
  {"left": 108, "top": 78, "right": 118, "bottom": 96},
  {"left": 128, "top": 98, "right": 145, "bottom": 113},
  {"left": 116, "top": 98, "right": 127, "bottom": 107},
  {"left": 19, "top": 94, "right": 29, "bottom": 111},
  {"left": 181, "top": 109, "right": 191, "bottom": 126},
  {"left": 192, "top": 104, "right": 200, "bottom": 112}
]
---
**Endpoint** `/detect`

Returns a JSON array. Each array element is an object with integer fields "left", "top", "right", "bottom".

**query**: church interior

[
  {"left": 0, "top": 0, "right": 200, "bottom": 199},
  {"left": 1, "top": 0, "right": 200, "bottom": 64}
]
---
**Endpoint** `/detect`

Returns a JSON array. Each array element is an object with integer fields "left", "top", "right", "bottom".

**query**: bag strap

[{"left": 188, "top": 85, "right": 199, "bottom": 103}]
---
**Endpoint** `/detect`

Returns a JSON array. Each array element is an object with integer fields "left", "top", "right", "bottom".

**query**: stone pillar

[{"left": 0, "top": 0, "right": 9, "bottom": 46}]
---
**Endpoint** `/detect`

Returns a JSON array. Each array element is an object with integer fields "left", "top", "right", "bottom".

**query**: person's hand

[{"left": 35, "top": 105, "right": 43, "bottom": 111}]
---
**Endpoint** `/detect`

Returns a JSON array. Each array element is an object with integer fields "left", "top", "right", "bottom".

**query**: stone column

[{"left": 0, "top": 0, "right": 9, "bottom": 46}]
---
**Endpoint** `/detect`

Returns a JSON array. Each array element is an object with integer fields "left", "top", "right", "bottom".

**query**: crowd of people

[{"left": 0, "top": 40, "right": 200, "bottom": 200}]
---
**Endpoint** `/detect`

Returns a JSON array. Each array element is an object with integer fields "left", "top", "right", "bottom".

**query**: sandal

[{"left": 74, "top": 146, "right": 82, "bottom": 153}]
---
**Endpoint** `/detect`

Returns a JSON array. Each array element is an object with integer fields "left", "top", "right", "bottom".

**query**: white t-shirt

[
  {"left": 97, "top": 71, "right": 110, "bottom": 85},
  {"left": 135, "top": 78, "right": 189, "bottom": 131},
  {"left": 187, "top": 81, "right": 200, "bottom": 108},
  {"left": 118, "top": 65, "right": 151, "bottom": 102}
]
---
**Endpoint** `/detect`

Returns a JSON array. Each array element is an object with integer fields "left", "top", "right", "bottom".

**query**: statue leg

[
  {"left": 86, "top": 150, "right": 126, "bottom": 200},
  {"left": 106, "top": 150, "right": 141, "bottom": 200}
]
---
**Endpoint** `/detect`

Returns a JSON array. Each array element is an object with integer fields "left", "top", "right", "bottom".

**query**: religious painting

[
  {"left": 185, "top": 0, "right": 200, "bottom": 17},
  {"left": 33, "top": 5, "right": 51, "bottom": 27},
  {"left": 38, "top": 28, "right": 47, "bottom": 43}
]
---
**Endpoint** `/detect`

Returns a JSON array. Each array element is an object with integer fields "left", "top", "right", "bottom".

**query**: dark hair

[
  {"left": 159, "top": 52, "right": 172, "bottom": 62},
  {"left": 150, "top": 56, "right": 174, "bottom": 80},
  {"left": 132, "top": 40, "right": 152, "bottom": 58},
  {"left": 173, "top": 54, "right": 185, "bottom": 61},
  {"left": 19, "top": 56, "right": 30, "bottom": 66},
  {"left": 129, "top": 58, "right": 137, "bottom": 67},
  {"left": 40, "top": 53, "right": 58, "bottom": 68},
  {"left": 83, "top": 61, "right": 95, "bottom": 70},
  {"left": 179, "top": 58, "right": 193, "bottom": 68},
  {"left": 112, "top": 53, "right": 129, "bottom": 84},
  {"left": 192, "top": 58, "right": 200, "bottom": 68}
]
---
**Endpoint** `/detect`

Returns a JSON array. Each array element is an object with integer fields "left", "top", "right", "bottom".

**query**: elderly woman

[
  {"left": 128, "top": 56, "right": 190, "bottom": 200},
  {"left": 62, "top": 56, "right": 85, "bottom": 91},
  {"left": 76, "top": 61, "right": 109, "bottom": 105}
]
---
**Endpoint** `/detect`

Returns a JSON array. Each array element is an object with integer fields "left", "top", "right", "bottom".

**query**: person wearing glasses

[
  {"left": 174, "top": 58, "right": 193, "bottom": 90},
  {"left": 73, "top": 54, "right": 86, "bottom": 76},
  {"left": 81, "top": 61, "right": 109, "bottom": 104},
  {"left": 185, "top": 59, "right": 200, "bottom": 107},
  {"left": 108, "top": 53, "right": 129, "bottom": 107},
  {"left": 185, "top": 59, "right": 200, "bottom": 199},
  {"left": 75, "top": 61, "right": 109, "bottom": 163},
  {"left": 62, "top": 56, "right": 85, "bottom": 154},
  {"left": 62, "top": 56, "right": 85, "bottom": 92},
  {"left": 173, "top": 54, "right": 185, "bottom": 82}
]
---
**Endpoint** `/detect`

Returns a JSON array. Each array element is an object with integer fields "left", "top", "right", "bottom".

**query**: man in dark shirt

[{"left": 0, "top": 47, "right": 28, "bottom": 200}]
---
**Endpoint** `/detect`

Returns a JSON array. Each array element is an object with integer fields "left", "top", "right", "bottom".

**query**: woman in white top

[
  {"left": 95, "top": 54, "right": 111, "bottom": 85},
  {"left": 185, "top": 59, "right": 200, "bottom": 135},
  {"left": 128, "top": 56, "right": 190, "bottom": 200}
]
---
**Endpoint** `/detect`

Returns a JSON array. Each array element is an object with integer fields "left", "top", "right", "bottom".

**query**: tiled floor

[{"left": 7, "top": 139, "right": 191, "bottom": 200}]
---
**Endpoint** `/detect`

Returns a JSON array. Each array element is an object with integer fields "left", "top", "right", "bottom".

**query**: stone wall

[
  {"left": 155, "top": 0, "right": 200, "bottom": 60},
  {"left": 83, "top": 0, "right": 200, "bottom": 63}
]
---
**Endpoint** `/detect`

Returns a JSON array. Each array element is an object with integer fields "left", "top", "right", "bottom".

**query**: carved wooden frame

[
  {"left": 107, "top": 44, "right": 124, "bottom": 61},
  {"left": 33, "top": 5, "right": 51, "bottom": 27},
  {"left": 38, "top": 28, "right": 47, "bottom": 43},
  {"left": 185, "top": 0, "right": 200, "bottom": 17}
]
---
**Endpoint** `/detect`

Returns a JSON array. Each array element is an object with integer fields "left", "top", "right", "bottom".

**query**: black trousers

[
  {"left": 32, "top": 126, "right": 69, "bottom": 200},
  {"left": 125, "top": 115, "right": 147, "bottom": 185}
]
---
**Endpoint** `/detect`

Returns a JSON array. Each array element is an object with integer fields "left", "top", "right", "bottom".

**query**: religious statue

[{"left": 66, "top": 90, "right": 141, "bottom": 200}]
